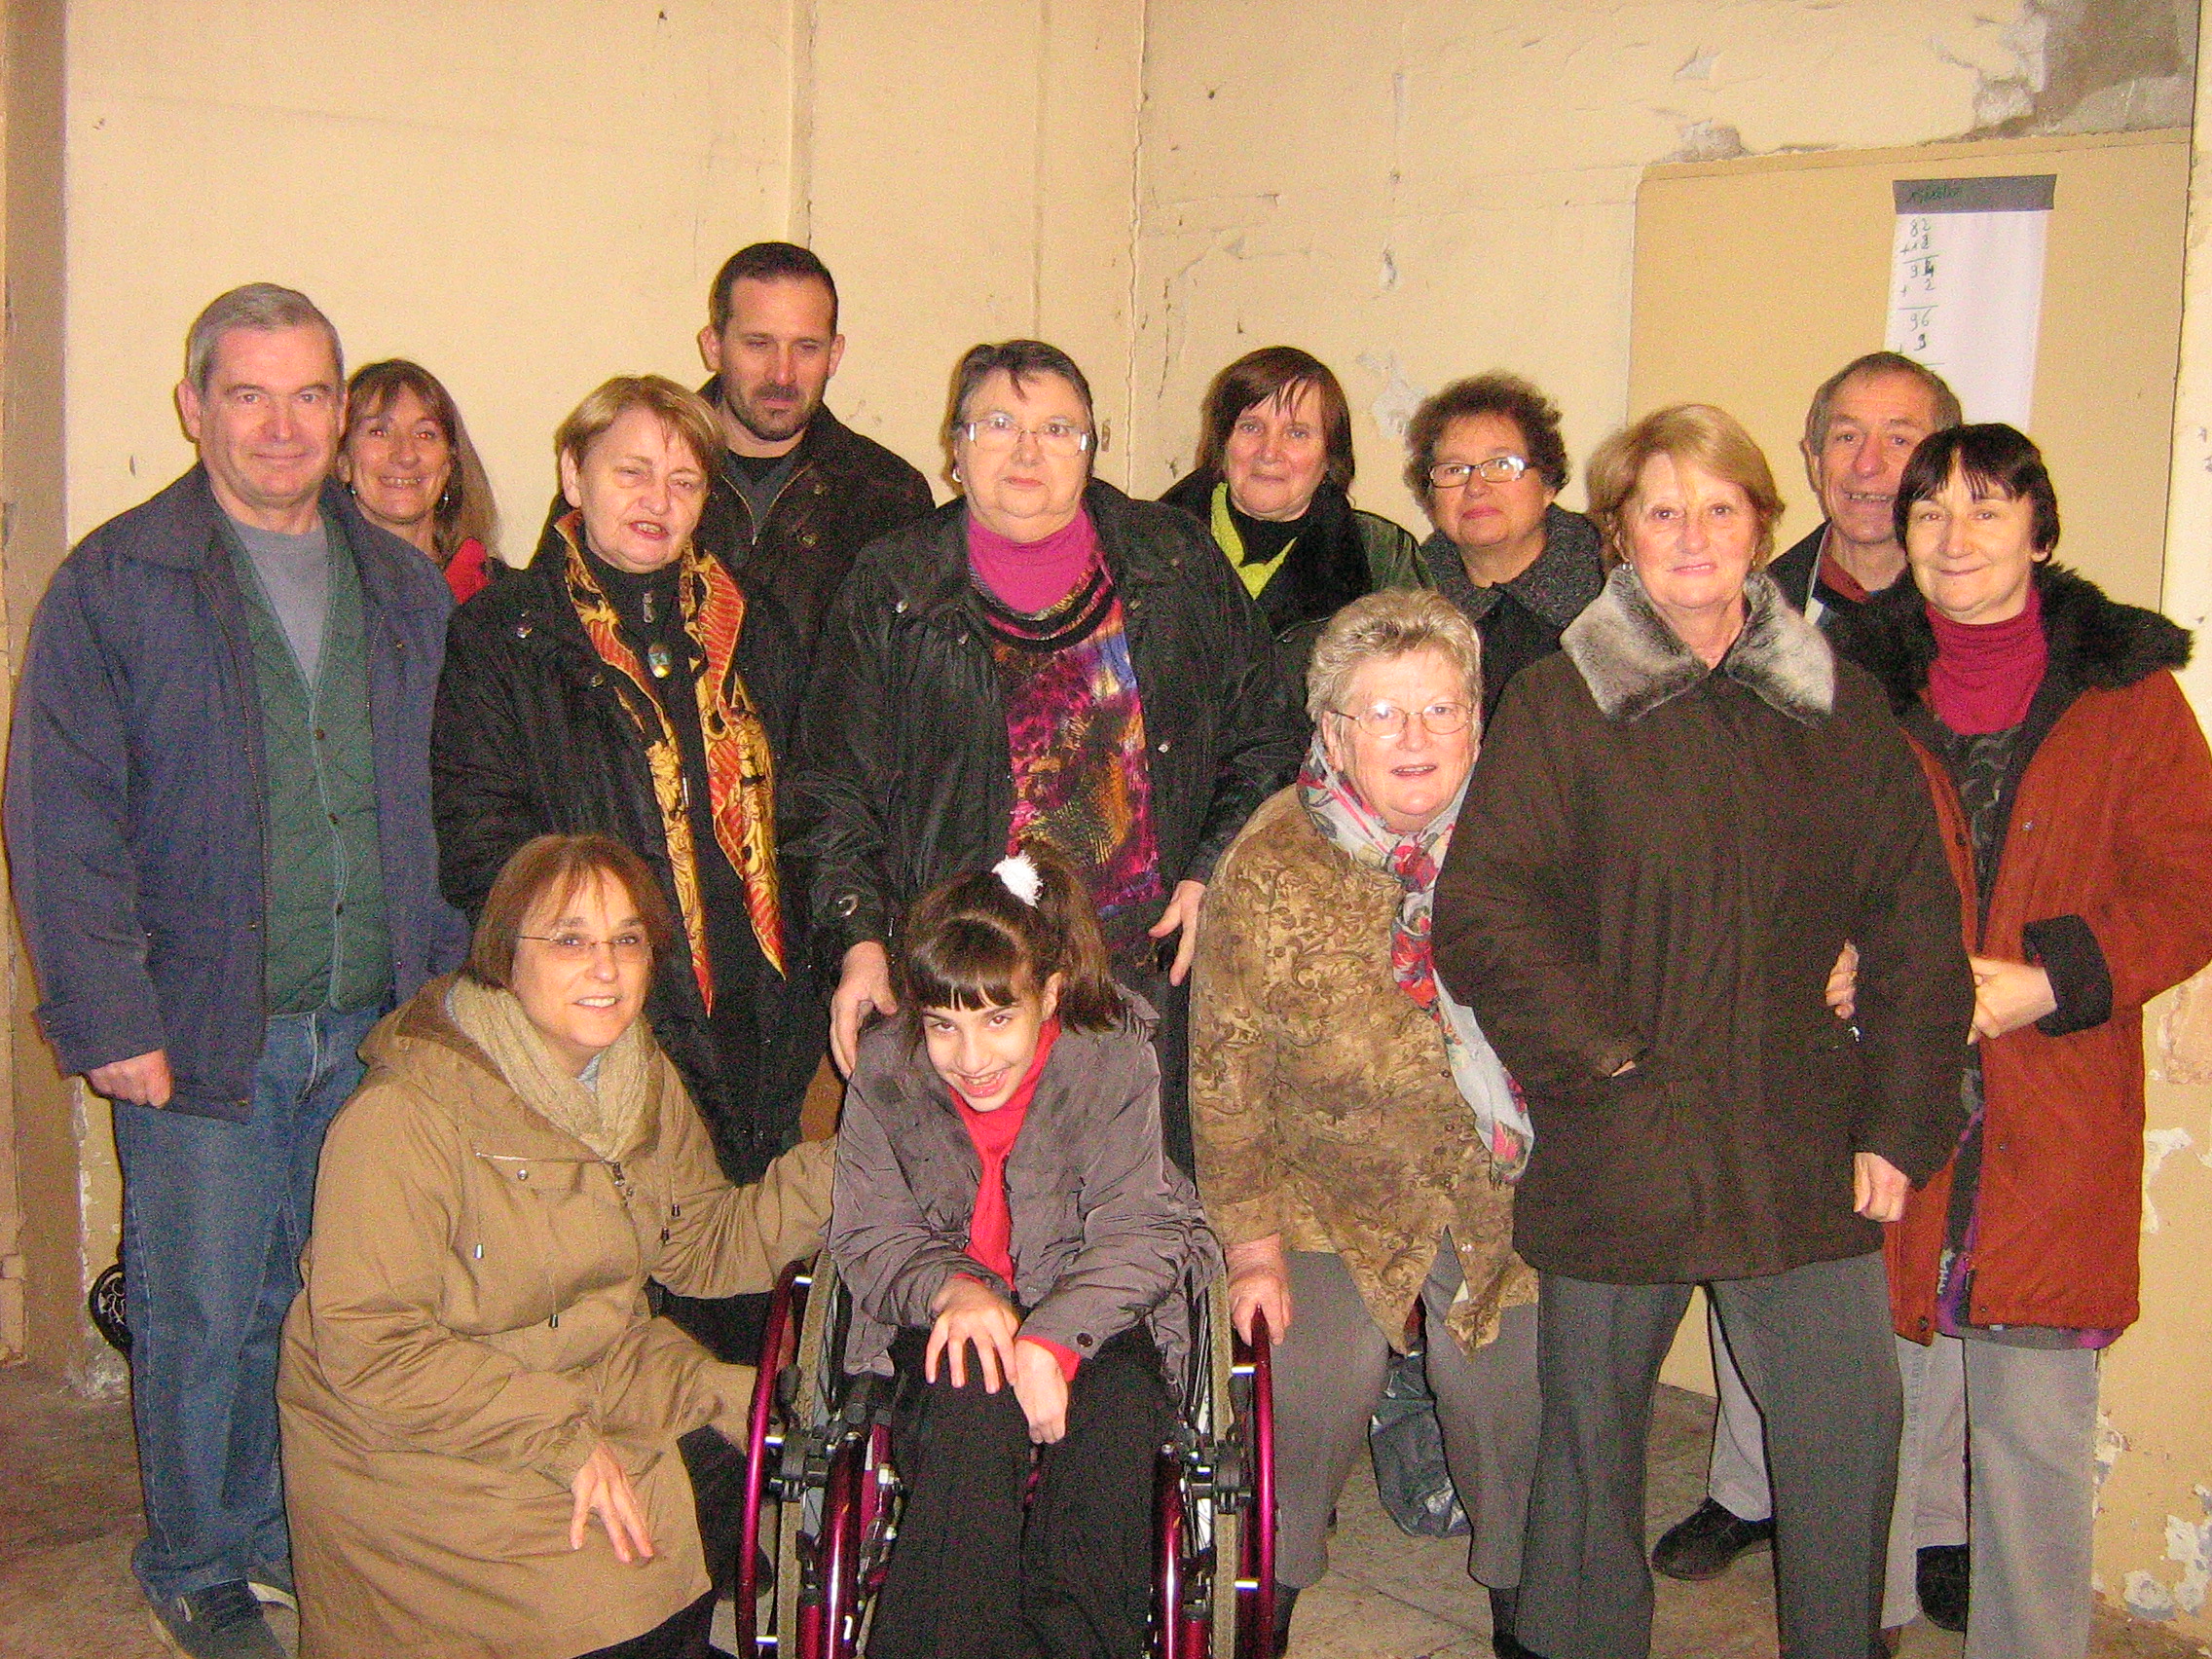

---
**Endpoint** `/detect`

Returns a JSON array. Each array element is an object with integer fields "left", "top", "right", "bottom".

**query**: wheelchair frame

[{"left": 732, "top": 1255, "right": 1274, "bottom": 1658}]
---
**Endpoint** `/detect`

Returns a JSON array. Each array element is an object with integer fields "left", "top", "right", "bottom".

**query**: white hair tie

[{"left": 993, "top": 853, "right": 1042, "bottom": 907}]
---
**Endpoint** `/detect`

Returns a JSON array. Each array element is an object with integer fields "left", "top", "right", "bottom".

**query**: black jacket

[
  {"left": 789, "top": 480, "right": 1307, "bottom": 964},
  {"left": 695, "top": 397, "right": 935, "bottom": 652},
  {"left": 430, "top": 539, "right": 820, "bottom": 1177}
]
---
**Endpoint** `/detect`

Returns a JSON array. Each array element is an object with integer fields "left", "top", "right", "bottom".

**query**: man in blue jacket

[{"left": 6, "top": 283, "right": 465, "bottom": 1659}]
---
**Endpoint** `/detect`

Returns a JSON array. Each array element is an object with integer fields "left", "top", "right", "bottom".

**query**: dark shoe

[
  {"left": 1490, "top": 1585, "right": 1535, "bottom": 1657},
  {"left": 1918, "top": 1542, "right": 1970, "bottom": 1632},
  {"left": 1269, "top": 1583, "right": 1300, "bottom": 1657},
  {"left": 147, "top": 1582, "right": 286, "bottom": 1659},
  {"left": 1650, "top": 1496, "right": 1775, "bottom": 1581},
  {"left": 244, "top": 1560, "right": 295, "bottom": 1612}
]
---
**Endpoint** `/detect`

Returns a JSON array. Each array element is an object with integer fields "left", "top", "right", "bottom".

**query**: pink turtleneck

[
  {"left": 966, "top": 509, "right": 1099, "bottom": 614},
  {"left": 1926, "top": 582, "right": 2046, "bottom": 735}
]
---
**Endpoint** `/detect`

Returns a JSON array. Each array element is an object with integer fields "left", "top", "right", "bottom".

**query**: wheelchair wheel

[
  {"left": 89, "top": 1259, "right": 130, "bottom": 1355},
  {"left": 1157, "top": 1272, "right": 1274, "bottom": 1657},
  {"left": 733, "top": 1258, "right": 813, "bottom": 1655}
]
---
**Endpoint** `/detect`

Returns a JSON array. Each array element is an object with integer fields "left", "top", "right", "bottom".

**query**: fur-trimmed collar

[
  {"left": 1562, "top": 565, "right": 1835, "bottom": 724},
  {"left": 1832, "top": 561, "right": 2193, "bottom": 718}
]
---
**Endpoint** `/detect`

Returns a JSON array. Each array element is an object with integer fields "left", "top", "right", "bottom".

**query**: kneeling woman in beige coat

[
  {"left": 279, "top": 833, "right": 832, "bottom": 1659},
  {"left": 1192, "top": 589, "right": 1540, "bottom": 1659}
]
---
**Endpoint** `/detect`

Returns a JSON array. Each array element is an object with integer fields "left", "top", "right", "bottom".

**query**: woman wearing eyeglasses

[
  {"left": 1405, "top": 373, "right": 1605, "bottom": 722},
  {"left": 432, "top": 377, "right": 822, "bottom": 1205},
  {"left": 1432, "top": 405, "right": 1972, "bottom": 1659},
  {"left": 793, "top": 339, "right": 1303, "bottom": 1169},
  {"left": 279, "top": 833, "right": 832, "bottom": 1659},
  {"left": 1192, "top": 590, "right": 1541, "bottom": 1659}
]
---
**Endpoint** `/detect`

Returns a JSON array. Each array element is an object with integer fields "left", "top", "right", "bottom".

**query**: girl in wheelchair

[{"left": 828, "top": 839, "right": 1220, "bottom": 1658}]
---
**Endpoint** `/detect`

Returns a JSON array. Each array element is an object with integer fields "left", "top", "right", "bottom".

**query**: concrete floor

[{"left": 1, "top": 1361, "right": 2201, "bottom": 1659}]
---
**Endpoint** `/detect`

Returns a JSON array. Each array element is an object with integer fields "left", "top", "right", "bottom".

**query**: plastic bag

[{"left": 1367, "top": 1342, "right": 1467, "bottom": 1537}]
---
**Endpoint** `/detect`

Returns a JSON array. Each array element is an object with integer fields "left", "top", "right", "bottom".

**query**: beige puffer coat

[
  {"left": 277, "top": 981, "right": 832, "bottom": 1659},
  {"left": 1191, "top": 788, "right": 1535, "bottom": 1355}
]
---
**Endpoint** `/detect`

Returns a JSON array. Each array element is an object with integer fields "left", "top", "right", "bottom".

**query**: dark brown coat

[
  {"left": 1433, "top": 568, "right": 1972, "bottom": 1284},
  {"left": 1835, "top": 564, "right": 2212, "bottom": 1338}
]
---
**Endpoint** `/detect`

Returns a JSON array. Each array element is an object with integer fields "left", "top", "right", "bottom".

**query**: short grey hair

[
  {"left": 183, "top": 283, "right": 343, "bottom": 397},
  {"left": 1306, "top": 588, "right": 1484, "bottom": 724},
  {"left": 1801, "top": 351, "right": 1960, "bottom": 455}
]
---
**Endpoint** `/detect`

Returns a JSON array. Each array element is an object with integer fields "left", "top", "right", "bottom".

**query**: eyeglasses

[
  {"left": 1330, "top": 700, "right": 1473, "bottom": 739},
  {"left": 959, "top": 412, "right": 1094, "bottom": 457},
  {"left": 517, "top": 932, "right": 653, "bottom": 964},
  {"left": 1428, "top": 456, "right": 1530, "bottom": 489}
]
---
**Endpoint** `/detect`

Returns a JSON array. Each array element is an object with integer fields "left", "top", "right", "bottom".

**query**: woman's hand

[
  {"left": 1147, "top": 879, "right": 1209, "bottom": 986},
  {"left": 830, "top": 940, "right": 899, "bottom": 1076},
  {"left": 1010, "top": 1341, "right": 1071, "bottom": 1444},
  {"left": 926, "top": 1275, "right": 1020, "bottom": 1390},
  {"left": 569, "top": 1440, "right": 655, "bottom": 1563},
  {"left": 1852, "top": 1152, "right": 1910, "bottom": 1222},
  {"left": 1826, "top": 940, "right": 1859, "bottom": 1022},
  {"left": 1968, "top": 955, "right": 2057, "bottom": 1043},
  {"left": 1225, "top": 1234, "right": 1291, "bottom": 1346}
]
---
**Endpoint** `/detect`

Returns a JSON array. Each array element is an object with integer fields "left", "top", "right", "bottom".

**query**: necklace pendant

[
  {"left": 647, "top": 643, "right": 673, "bottom": 679},
  {"left": 641, "top": 592, "right": 656, "bottom": 623}
]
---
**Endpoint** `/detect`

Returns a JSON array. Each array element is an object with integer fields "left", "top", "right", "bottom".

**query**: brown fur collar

[{"left": 1563, "top": 566, "right": 1835, "bottom": 724}]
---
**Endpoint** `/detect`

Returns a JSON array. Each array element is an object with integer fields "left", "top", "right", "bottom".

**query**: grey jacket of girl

[{"left": 829, "top": 994, "right": 1221, "bottom": 1389}]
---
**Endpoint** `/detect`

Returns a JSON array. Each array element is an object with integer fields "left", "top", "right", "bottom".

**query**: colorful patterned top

[{"left": 973, "top": 559, "right": 1164, "bottom": 931}]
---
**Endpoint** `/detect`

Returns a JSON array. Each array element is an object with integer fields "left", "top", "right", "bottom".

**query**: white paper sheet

[{"left": 1885, "top": 175, "right": 2056, "bottom": 427}]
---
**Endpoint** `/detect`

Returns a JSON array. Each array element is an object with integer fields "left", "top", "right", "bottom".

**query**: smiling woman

[
  {"left": 338, "top": 360, "right": 501, "bottom": 601},
  {"left": 277, "top": 832, "right": 833, "bottom": 1659}
]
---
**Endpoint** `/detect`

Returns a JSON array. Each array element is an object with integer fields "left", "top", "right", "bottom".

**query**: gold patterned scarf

[{"left": 558, "top": 513, "right": 785, "bottom": 1005}]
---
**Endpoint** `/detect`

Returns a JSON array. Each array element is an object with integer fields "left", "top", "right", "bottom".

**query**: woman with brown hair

[
  {"left": 278, "top": 832, "right": 832, "bottom": 1659},
  {"left": 1161, "top": 346, "right": 1417, "bottom": 684},
  {"left": 1433, "top": 404, "right": 1972, "bottom": 1659},
  {"left": 339, "top": 358, "right": 501, "bottom": 602}
]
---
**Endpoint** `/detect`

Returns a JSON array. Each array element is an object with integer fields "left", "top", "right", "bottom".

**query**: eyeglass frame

[
  {"left": 956, "top": 412, "right": 1096, "bottom": 456},
  {"left": 1327, "top": 699, "right": 1476, "bottom": 740},
  {"left": 1427, "top": 455, "right": 1531, "bottom": 490},
  {"left": 515, "top": 931, "right": 655, "bottom": 964}
]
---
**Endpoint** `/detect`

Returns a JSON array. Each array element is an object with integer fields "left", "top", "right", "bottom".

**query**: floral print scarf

[{"left": 1299, "top": 731, "right": 1531, "bottom": 1180}]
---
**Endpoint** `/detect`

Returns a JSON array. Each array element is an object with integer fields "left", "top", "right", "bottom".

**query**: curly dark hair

[{"left": 1403, "top": 372, "right": 1568, "bottom": 506}]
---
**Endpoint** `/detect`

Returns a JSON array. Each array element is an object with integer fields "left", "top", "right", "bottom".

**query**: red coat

[{"left": 1838, "top": 565, "right": 2212, "bottom": 1339}]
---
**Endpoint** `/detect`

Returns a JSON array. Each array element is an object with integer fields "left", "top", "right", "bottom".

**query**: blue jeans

[{"left": 112, "top": 1004, "right": 384, "bottom": 1602}]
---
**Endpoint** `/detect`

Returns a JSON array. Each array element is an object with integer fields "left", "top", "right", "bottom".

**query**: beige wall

[{"left": 1124, "top": 0, "right": 2018, "bottom": 525}]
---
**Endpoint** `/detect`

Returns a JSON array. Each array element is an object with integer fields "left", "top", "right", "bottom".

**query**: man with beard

[{"left": 691, "top": 240, "right": 935, "bottom": 653}]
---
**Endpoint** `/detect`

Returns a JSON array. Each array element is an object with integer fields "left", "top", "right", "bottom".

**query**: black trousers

[
  {"left": 867, "top": 1326, "right": 1170, "bottom": 1659},
  {"left": 575, "top": 1594, "right": 714, "bottom": 1659}
]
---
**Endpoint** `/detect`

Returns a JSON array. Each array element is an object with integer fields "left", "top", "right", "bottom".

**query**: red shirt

[{"left": 949, "top": 1019, "right": 1081, "bottom": 1379}]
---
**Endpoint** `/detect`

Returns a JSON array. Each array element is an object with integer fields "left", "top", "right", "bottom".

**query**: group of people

[{"left": 7, "top": 235, "right": 2208, "bottom": 1659}]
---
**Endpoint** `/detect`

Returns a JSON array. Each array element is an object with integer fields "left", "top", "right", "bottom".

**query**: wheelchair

[{"left": 729, "top": 1254, "right": 1276, "bottom": 1657}]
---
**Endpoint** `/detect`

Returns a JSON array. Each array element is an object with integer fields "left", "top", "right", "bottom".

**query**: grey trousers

[
  {"left": 1519, "top": 1253, "right": 1900, "bottom": 1659},
  {"left": 1707, "top": 1309, "right": 1969, "bottom": 1626},
  {"left": 1271, "top": 1242, "right": 1540, "bottom": 1591},
  {"left": 1888, "top": 1335, "right": 2098, "bottom": 1659}
]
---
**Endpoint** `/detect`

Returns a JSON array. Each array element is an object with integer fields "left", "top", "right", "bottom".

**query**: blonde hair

[
  {"left": 1585, "top": 404, "right": 1785, "bottom": 569},
  {"left": 554, "top": 375, "right": 723, "bottom": 480},
  {"left": 1306, "top": 588, "right": 1484, "bottom": 724}
]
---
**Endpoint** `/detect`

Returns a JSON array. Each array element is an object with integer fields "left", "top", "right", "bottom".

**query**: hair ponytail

[{"left": 896, "top": 836, "right": 1126, "bottom": 1038}]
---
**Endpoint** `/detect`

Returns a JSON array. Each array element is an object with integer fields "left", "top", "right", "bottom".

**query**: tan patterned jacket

[{"left": 1191, "top": 787, "right": 1535, "bottom": 1355}]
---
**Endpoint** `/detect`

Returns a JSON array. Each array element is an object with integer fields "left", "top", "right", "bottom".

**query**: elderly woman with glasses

[
  {"left": 279, "top": 833, "right": 831, "bottom": 1659},
  {"left": 793, "top": 339, "right": 1303, "bottom": 1168},
  {"left": 1192, "top": 589, "right": 1541, "bottom": 1659},
  {"left": 1432, "top": 405, "right": 1972, "bottom": 1659},
  {"left": 1161, "top": 346, "right": 1419, "bottom": 687},
  {"left": 1406, "top": 373, "right": 1605, "bottom": 721}
]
